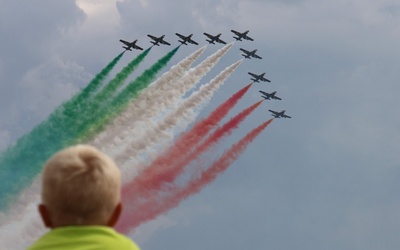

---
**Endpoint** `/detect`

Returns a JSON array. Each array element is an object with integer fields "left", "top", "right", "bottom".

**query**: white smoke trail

[
  {"left": 0, "top": 177, "right": 46, "bottom": 249},
  {"left": 116, "top": 60, "right": 243, "bottom": 182},
  {"left": 91, "top": 46, "right": 207, "bottom": 151},
  {"left": 98, "top": 43, "right": 233, "bottom": 157}
]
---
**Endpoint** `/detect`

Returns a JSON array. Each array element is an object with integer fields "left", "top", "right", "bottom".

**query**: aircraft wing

[
  {"left": 259, "top": 90, "right": 268, "bottom": 96},
  {"left": 188, "top": 39, "right": 198, "bottom": 45},
  {"left": 203, "top": 33, "right": 213, "bottom": 39},
  {"left": 175, "top": 33, "right": 185, "bottom": 39},
  {"left": 282, "top": 114, "right": 291, "bottom": 118},
  {"left": 253, "top": 54, "right": 262, "bottom": 59},
  {"left": 217, "top": 38, "right": 226, "bottom": 44},
  {"left": 147, "top": 34, "right": 157, "bottom": 40},
  {"left": 119, "top": 39, "right": 131, "bottom": 46},
  {"left": 161, "top": 40, "right": 171, "bottom": 45},
  {"left": 248, "top": 72, "right": 258, "bottom": 78},
  {"left": 240, "top": 48, "right": 249, "bottom": 53},
  {"left": 272, "top": 96, "right": 282, "bottom": 100},
  {"left": 261, "top": 77, "right": 271, "bottom": 82},
  {"left": 243, "top": 35, "right": 254, "bottom": 41},
  {"left": 268, "top": 109, "right": 279, "bottom": 115},
  {"left": 231, "top": 30, "right": 241, "bottom": 36},
  {"left": 134, "top": 45, "right": 144, "bottom": 50}
]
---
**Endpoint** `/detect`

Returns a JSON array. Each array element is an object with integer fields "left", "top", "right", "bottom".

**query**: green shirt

[{"left": 28, "top": 226, "right": 140, "bottom": 250}]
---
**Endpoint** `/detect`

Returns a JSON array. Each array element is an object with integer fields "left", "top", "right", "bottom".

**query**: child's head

[{"left": 39, "top": 145, "right": 122, "bottom": 228}]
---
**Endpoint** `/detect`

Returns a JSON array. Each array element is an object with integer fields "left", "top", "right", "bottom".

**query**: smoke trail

[
  {"left": 117, "top": 119, "right": 274, "bottom": 232},
  {"left": 68, "top": 52, "right": 126, "bottom": 104},
  {"left": 121, "top": 100, "right": 263, "bottom": 207},
  {"left": 0, "top": 52, "right": 125, "bottom": 210},
  {"left": 92, "top": 48, "right": 151, "bottom": 103},
  {"left": 114, "top": 60, "right": 242, "bottom": 172},
  {"left": 100, "top": 43, "right": 233, "bottom": 154},
  {"left": 92, "top": 46, "right": 207, "bottom": 149},
  {"left": 67, "top": 48, "right": 151, "bottom": 131},
  {"left": 120, "top": 100, "right": 262, "bottom": 201},
  {"left": 55, "top": 48, "right": 152, "bottom": 148},
  {"left": 70, "top": 47, "right": 180, "bottom": 144}
]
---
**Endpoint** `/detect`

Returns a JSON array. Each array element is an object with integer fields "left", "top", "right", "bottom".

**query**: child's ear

[
  {"left": 38, "top": 204, "right": 53, "bottom": 228},
  {"left": 107, "top": 202, "right": 123, "bottom": 227}
]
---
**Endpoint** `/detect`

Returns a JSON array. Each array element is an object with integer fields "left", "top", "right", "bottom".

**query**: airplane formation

[{"left": 119, "top": 29, "right": 291, "bottom": 119}]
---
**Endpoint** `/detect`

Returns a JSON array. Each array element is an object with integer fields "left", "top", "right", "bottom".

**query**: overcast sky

[{"left": 1, "top": 0, "right": 400, "bottom": 249}]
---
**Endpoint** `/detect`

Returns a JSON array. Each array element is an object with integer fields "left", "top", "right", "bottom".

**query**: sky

[{"left": 1, "top": 0, "right": 400, "bottom": 249}]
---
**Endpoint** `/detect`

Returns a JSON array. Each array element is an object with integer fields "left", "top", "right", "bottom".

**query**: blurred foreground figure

[{"left": 28, "top": 144, "right": 140, "bottom": 250}]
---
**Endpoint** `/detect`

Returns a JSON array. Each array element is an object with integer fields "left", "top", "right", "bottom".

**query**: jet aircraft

[
  {"left": 248, "top": 72, "right": 270, "bottom": 83},
  {"left": 175, "top": 33, "right": 199, "bottom": 45},
  {"left": 231, "top": 30, "right": 254, "bottom": 41},
  {"left": 203, "top": 33, "right": 227, "bottom": 44},
  {"left": 240, "top": 48, "right": 262, "bottom": 59},
  {"left": 260, "top": 91, "right": 281, "bottom": 100},
  {"left": 119, "top": 39, "right": 143, "bottom": 51},
  {"left": 268, "top": 109, "right": 291, "bottom": 118},
  {"left": 147, "top": 34, "right": 171, "bottom": 46}
]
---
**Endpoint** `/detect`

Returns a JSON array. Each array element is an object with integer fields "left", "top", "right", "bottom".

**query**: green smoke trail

[
  {"left": 71, "top": 51, "right": 126, "bottom": 103},
  {"left": 55, "top": 48, "right": 151, "bottom": 145},
  {"left": 73, "top": 47, "right": 180, "bottom": 144},
  {"left": 0, "top": 52, "right": 124, "bottom": 210},
  {"left": 93, "top": 48, "right": 151, "bottom": 103}
]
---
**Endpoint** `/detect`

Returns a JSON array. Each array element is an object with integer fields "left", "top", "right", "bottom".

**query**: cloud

[
  {"left": 0, "top": 1, "right": 87, "bottom": 141},
  {"left": 0, "top": 130, "right": 11, "bottom": 152},
  {"left": 19, "top": 56, "right": 92, "bottom": 119}
]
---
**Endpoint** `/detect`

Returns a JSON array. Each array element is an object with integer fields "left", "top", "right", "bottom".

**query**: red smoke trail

[
  {"left": 119, "top": 100, "right": 263, "bottom": 231},
  {"left": 122, "top": 83, "right": 253, "bottom": 197},
  {"left": 117, "top": 119, "right": 273, "bottom": 232}
]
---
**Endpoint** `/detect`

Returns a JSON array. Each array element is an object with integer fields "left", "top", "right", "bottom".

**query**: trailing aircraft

[
  {"left": 231, "top": 30, "right": 254, "bottom": 41},
  {"left": 240, "top": 48, "right": 262, "bottom": 59},
  {"left": 268, "top": 109, "right": 291, "bottom": 118},
  {"left": 147, "top": 34, "right": 171, "bottom": 46},
  {"left": 248, "top": 72, "right": 270, "bottom": 83},
  {"left": 203, "top": 32, "right": 227, "bottom": 44},
  {"left": 260, "top": 91, "right": 281, "bottom": 100},
  {"left": 119, "top": 39, "right": 143, "bottom": 51},
  {"left": 175, "top": 33, "right": 199, "bottom": 45}
]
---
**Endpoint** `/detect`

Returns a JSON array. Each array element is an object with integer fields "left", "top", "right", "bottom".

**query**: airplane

[
  {"left": 248, "top": 72, "right": 270, "bottom": 83},
  {"left": 203, "top": 32, "right": 227, "bottom": 44},
  {"left": 259, "top": 90, "right": 281, "bottom": 100},
  {"left": 240, "top": 48, "right": 262, "bottom": 59},
  {"left": 268, "top": 109, "right": 291, "bottom": 118},
  {"left": 147, "top": 34, "right": 171, "bottom": 46},
  {"left": 175, "top": 33, "right": 199, "bottom": 45},
  {"left": 231, "top": 30, "right": 254, "bottom": 41},
  {"left": 119, "top": 39, "right": 143, "bottom": 51}
]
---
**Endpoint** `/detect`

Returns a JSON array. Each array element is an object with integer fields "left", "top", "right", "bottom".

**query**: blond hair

[{"left": 41, "top": 145, "right": 121, "bottom": 226}]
